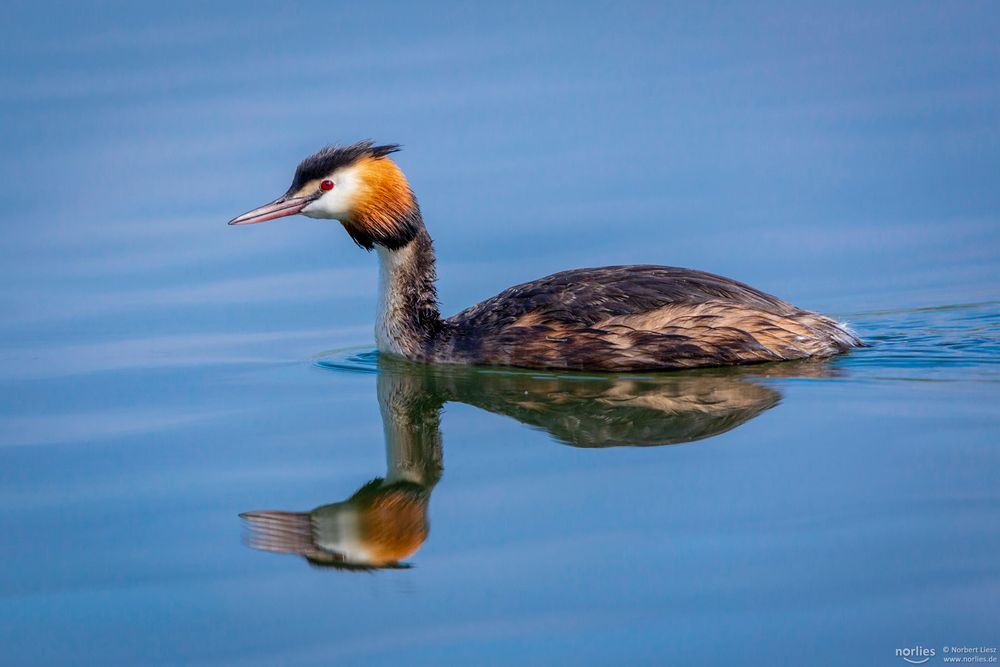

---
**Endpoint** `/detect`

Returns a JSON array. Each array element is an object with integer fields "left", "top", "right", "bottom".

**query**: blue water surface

[{"left": 1, "top": 2, "right": 999, "bottom": 665}]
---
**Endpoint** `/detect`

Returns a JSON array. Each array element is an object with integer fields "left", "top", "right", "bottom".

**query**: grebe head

[
  {"left": 228, "top": 140, "right": 421, "bottom": 250},
  {"left": 240, "top": 479, "right": 430, "bottom": 570}
]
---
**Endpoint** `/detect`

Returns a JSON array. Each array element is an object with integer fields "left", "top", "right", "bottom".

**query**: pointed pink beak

[{"left": 228, "top": 195, "right": 317, "bottom": 225}]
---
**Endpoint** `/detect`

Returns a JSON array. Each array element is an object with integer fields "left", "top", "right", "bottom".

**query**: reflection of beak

[{"left": 228, "top": 194, "right": 317, "bottom": 225}]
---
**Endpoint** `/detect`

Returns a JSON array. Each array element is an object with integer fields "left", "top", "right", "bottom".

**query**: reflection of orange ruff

[
  {"left": 351, "top": 480, "right": 429, "bottom": 566},
  {"left": 241, "top": 480, "right": 429, "bottom": 569}
]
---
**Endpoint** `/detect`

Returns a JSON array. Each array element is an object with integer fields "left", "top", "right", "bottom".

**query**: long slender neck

[
  {"left": 374, "top": 224, "right": 443, "bottom": 360},
  {"left": 376, "top": 367, "right": 444, "bottom": 488}
]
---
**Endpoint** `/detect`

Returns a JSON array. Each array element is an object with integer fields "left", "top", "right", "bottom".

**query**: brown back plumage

[{"left": 434, "top": 266, "right": 861, "bottom": 371}]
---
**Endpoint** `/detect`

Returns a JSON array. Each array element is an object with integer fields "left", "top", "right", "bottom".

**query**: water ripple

[{"left": 842, "top": 301, "right": 1000, "bottom": 380}]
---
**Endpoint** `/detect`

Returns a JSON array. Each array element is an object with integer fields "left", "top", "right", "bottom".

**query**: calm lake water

[{"left": 2, "top": 3, "right": 999, "bottom": 665}]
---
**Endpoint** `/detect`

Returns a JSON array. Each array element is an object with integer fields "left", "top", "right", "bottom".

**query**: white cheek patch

[
  {"left": 301, "top": 165, "right": 364, "bottom": 220},
  {"left": 313, "top": 508, "right": 371, "bottom": 564}
]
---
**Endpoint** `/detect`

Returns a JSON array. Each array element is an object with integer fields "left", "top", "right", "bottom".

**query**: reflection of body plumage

[{"left": 230, "top": 141, "right": 862, "bottom": 371}]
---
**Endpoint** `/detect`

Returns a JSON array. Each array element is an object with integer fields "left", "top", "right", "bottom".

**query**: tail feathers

[{"left": 802, "top": 313, "right": 864, "bottom": 353}]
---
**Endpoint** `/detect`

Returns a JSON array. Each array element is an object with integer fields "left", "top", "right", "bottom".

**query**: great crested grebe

[{"left": 230, "top": 141, "right": 862, "bottom": 371}]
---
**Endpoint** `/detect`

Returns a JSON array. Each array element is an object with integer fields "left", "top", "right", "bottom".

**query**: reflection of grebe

[
  {"left": 241, "top": 368, "right": 442, "bottom": 570},
  {"left": 240, "top": 360, "right": 823, "bottom": 569},
  {"left": 230, "top": 141, "right": 861, "bottom": 371}
]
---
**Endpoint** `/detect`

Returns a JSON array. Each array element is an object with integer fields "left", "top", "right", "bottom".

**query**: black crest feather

[{"left": 286, "top": 140, "right": 401, "bottom": 194}]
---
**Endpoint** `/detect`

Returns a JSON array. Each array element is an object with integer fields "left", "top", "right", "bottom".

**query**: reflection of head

[{"left": 241, "top": 479, "right": 430, "bottom": 571}]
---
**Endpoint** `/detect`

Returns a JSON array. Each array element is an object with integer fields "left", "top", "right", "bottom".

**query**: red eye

[{"left": 320, "top": 179, "right": 335, "bottom": 191}]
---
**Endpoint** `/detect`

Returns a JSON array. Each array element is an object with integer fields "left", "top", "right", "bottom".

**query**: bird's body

[
  {"left": 231, "top": 141, "right": 861, "bottom": 371},
  {"left": 435, "top": 265, "right": 859, "bottom": 371}
]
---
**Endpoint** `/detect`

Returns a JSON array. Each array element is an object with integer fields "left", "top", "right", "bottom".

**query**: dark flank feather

[{"left": 429, "top": 266, "right": 862, "bottom": 371}]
